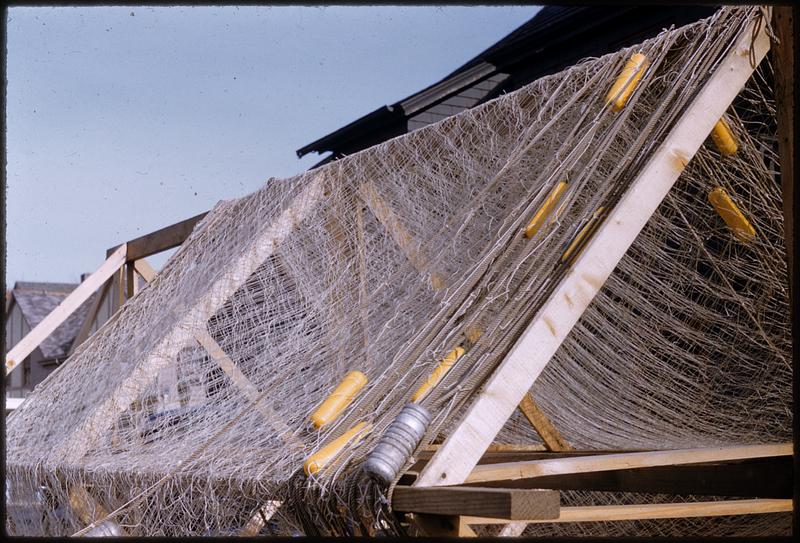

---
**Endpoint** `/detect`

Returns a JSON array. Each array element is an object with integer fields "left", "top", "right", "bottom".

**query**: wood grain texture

[
  {"left": 463, "top": 498, "right": 792, "bottom": 525},
  {"left": 414, "top": 14, "right": 772, "bottom": 488},
  {"left": 464, "top": 443, "right": 791, "bottom": 484},
  {"left": 133, "top": 258, "right": 157, "bottom": 283},
  {"left": 464, "top": 455, "right": 793, "bottom": 499},
  {"left": 392, "top": 486, "right": 559, "bottom": 520},
  {"left": 517, "top": 393, "right": 572, "bottom": 451},
  {"left": 107, "top": 212, "right": 208, "bottom": 261},
  {"left": 772, "top": 6, "right": 794, "bottom": 300}
]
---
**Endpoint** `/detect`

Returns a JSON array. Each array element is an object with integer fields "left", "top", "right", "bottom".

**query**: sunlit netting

[{"left": 6, "top": 5, "right": 790, "bottom": 537}]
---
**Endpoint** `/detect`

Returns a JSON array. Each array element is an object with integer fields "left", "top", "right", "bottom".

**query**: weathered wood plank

[
  {"left": 358, "top": 181, "right": 443, "bottom": 289},
  {"left": 772, "top": 6, "right": 794, "bottom": 300},
  {"left": 107, "top": 212, "right": 208, "bottom": 261},
  {"left": 411, "top": 514, "right": 477, "bottom": 537},
  {"left": 464, "top": 455, "right": 793, "bottom": 499},
  {"left": 517, "top": 393, "right": 572, "bottom": 451},
  {"left": 464, "top": 443, "right": 791, "bottom": 484},
  {"left": 133, "top": 258, "right": 157, "bottom": 283},
  {"left": 392, "top": 486, "right": 559, "bottom": 520},
  {"left": 414, "top": 14, "right": 772, "bottom": 488},
  {"left": 193, "top": 329, "right": 304, "bottom": 450},
  {"left": 5, "top": 244, "right": 127, "bottom": 375},
  {"left": 462, "top": 498, "right": 793, "bottom": 525}
]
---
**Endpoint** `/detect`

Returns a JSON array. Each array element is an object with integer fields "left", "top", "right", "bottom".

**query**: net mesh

[{"left": 5, "top": 5, "right": 790, "bottom": 537}]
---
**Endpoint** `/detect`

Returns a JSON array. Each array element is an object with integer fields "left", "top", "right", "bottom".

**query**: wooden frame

[
  {"left": 106, "top": 212, "right": 208, "bottom": 262},
  {"left": 462, "top": 499, "right": 792, "bottom": 525},
  {"left": 462, "top": 443, "right": 791, "bottom": 484},
  {"left": 413, "top": 10, "right": 772, "bottom": 489},
  {"left": 5, "top": 244, "right": 127, "bottom": 375},
  {"left": 59, "top": 174, "right": 326, "bottom": 464},
  {"left": 392, "top": 486, "right": 559, "bottom": 521}
]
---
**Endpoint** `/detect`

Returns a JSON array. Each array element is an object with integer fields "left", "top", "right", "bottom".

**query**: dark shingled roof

[{"left": 10, "top": 281, "right": 98, "bottom": 360}]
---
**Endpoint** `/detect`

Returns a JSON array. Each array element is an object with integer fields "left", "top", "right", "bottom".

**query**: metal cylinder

[
  {"left": 85, "top": 520, "right": 124, "bottom": 537},
  {"left": 363, "top": 403, "right": 431, "bottom": 485}
]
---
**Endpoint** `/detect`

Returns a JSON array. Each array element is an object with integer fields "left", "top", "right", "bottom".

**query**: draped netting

[{"left": 6, "top": 5, "right": 790, "bottom": 537}]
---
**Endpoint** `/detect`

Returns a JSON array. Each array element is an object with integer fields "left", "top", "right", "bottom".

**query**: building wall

[{"left": 5, "top": 302, "right": 30, "bottom": 396}]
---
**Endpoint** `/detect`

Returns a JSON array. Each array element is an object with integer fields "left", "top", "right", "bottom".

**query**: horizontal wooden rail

[
  {"left": 464, "top": 455, "right": 792, "bottom": 499},
  {"left": 107, "top": 212, "right": 207, "bottom": 261},
  {"left": 462, "top": 498, "right": 792, "bottom": 525},
  {"left": 463, "top": 443, "right": 792, "bottom": 484}
]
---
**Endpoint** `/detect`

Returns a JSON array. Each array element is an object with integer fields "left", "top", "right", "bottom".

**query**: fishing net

[{"left": 5, "top": 5, "right": 790, "bottom": 537}]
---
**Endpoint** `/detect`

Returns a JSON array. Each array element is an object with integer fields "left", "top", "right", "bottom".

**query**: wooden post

[
  {"left": 126, "top": 262, "right": 138, "bottom": 299},
  {"left": 5, "top": 245, "right": 127, "bottom": 375},
  {"left": 414, "top": 13, "right": 772, "bottom": 488},
  {"left": 772, "top": 6, "right": 794, "bottom": 301}
]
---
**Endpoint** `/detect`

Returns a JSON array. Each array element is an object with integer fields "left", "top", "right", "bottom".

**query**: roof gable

[{"left": 10, "top": 282, "right": 97, "bottom": 360}]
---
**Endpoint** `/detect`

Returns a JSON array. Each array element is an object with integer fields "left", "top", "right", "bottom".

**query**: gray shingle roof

[{"left": 11, "top": 282, "right": 98, "bottom": 360}]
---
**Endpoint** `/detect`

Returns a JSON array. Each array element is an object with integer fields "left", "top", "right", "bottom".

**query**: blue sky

[{"left": 5, "top": 5, "right": 540, "bottom": 288}]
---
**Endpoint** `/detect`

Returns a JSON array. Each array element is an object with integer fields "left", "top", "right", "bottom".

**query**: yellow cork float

[
  {"left": 561, "top": 207, "right": 606, "bottom": 264},
  {"left": 708, "top": 187, "right": 756, "bottom": 242},
  {"left": 303, "top": 421, "right": 371, "bottom": 476},
  {"left": 606, "top": 53, "right": 648, "bottom": 111},
  {"left": 524, "top": 181, "right": 568, "bottom": 238},
  {"left": 310, "top": 370, "right": 368, "bottom": 429},
  {"left": 411, "top": 346, "right": 466, "bottom": 403},
  {"left": 710, "top": 117, "right": 738, "bottom": 156}
]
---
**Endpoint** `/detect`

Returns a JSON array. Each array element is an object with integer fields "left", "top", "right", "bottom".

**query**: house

[
  {"left": 4, "top": 281, "right": 99, "bottom": 398},
  {"left": 296, "top": 5, "right": 717, "bottom": 167}
]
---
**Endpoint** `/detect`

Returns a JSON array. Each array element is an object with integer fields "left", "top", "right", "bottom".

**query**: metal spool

[
  {"left": 363, "top": 403, "right": 431, "bottom": 485},
  {"left": 85, "top": 520, "right": 124, "bottom": 537}
]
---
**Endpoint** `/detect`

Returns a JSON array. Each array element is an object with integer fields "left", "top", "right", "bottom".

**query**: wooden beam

[
  {"left": 465, "top": 455, "right": 793, "bottom": 499},
  {"left": 107, "top": 212, "right": 208, "bottom": 261},
  {"left": 421, "top": 443, "right": 548, "bottom": 454},
  {"left": 463, "top": 443, "right": 791, "bottom": 484},
  {"left": 126, "top": 262, "right": 138, "bottom": 299},
  {"left": 358, "top": 181, "right": 443, "bottom": 289},
  {"left": 193, "top": 329, "right": 304, "bottom": 450},
  {"left": 5, "top": 245, "right": 127, "bottom": 375},
  {"left": 392, "top": 486, "right": 559, "bottom": 520},
  {"left": 68, "top": 276, "right": 113, "bottom": 356},
  {"left": 410, "top": 514, "right": 477, "bottom": 537},
  {"left": 462, "top": 498, "right": 793, "bottom": 525},
  {"left": 237, "top": 500, "right": 282, "bottom": 536},
  {"left": 413, "top": 13, "right": 771, "bottom": 488},
  {"left": 772, "top": 6, "right": 794, "bottom": 300},
  {"left": 133, "top": 258, "right": 157, "bottom": 283},
  {"left": 517, "top": 393, "right": 572, "bottom": 451},
  {"left": 59, "top": 175, "right": 325, "bottom": 464}
]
